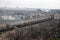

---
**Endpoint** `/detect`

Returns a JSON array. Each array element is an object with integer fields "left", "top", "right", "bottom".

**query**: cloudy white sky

[{"left": 0, "top": 0, "right": 60, "bottom": 9}]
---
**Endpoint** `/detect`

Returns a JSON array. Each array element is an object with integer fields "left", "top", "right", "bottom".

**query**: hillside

[{"left": 0, "top": 20, "right": 59, "bottom": 40}]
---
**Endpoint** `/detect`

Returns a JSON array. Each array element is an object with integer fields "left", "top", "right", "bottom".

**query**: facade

[
  {"left": 54, "top": 13, "right": 60, "bottom": 20},
  {"left": 13, "top": 15, "right": 26, "bottom": 20},
  {"left": 1, "top": 15, "right": 15, "bottom": 20}
]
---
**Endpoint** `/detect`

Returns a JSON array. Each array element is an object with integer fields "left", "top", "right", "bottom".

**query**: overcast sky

[{"left": 0, "top": 0, "right": 60, "bottom": 9}]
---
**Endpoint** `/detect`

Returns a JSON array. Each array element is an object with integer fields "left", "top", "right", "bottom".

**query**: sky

[{"left": 0, "top": 0, "right": 60, "bottom": 9}]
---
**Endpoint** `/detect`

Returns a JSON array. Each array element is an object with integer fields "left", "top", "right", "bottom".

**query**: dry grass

[{"left": 0, "top": 20, "right": 59, "bottom": 40}]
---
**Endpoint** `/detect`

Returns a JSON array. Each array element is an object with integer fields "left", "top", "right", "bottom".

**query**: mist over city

[{"left": 0, "top": 0, "right": 60, "bottom": 40}]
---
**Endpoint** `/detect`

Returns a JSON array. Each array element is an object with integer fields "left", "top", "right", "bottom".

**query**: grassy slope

[{"left": 0, "top": 20, "right": 59, "bottom": 40}]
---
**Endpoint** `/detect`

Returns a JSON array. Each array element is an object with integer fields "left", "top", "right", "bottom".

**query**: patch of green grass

[{"left": 55, "top": 38, "right": 60, "bottom": 40}]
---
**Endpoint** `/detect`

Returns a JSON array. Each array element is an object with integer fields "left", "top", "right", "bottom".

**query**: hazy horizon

[{"left": 0, "top": 0, "right": 60, "bottom": 9}]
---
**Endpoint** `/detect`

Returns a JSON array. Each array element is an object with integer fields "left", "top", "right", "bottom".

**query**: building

[
  {"left": 1, "top": 15, "right": 15, "bottom": 20},
  {"left": 54, "top": 13, "right": 60, "bottom": 20}
]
